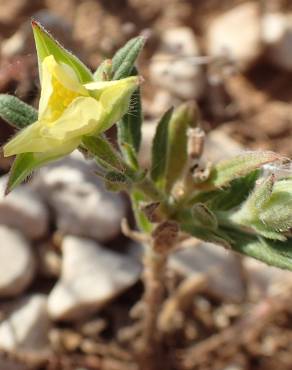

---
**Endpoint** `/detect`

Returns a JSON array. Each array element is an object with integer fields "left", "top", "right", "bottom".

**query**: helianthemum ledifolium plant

[{"left": 1, "top": 20, "right": 292, "bottom": 369}]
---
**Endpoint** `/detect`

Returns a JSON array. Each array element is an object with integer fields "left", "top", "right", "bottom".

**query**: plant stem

[
  {"left": 138, "top": 245, "right": 167, "bottom": 370},
  {"left": 135, "top": 177, "right": 164, "bottom": 202}
]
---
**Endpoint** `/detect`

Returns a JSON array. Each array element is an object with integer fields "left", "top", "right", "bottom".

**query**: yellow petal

[
  {"left": 98, "top": 76, "right": 139, "bottom": 130},
  {"left": 3, "top": 121, "right": 65, "bottom": 156},
  {"left": 40, "top": 96, "right": 103, "bottom": 140},
  {"left": 39, "top": 55, "right": 88, "bottom": 120}
]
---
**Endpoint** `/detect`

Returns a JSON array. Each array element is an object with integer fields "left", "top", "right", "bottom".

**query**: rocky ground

[{"left": 0, "top": 0, "right": 292, "bottom": 369}]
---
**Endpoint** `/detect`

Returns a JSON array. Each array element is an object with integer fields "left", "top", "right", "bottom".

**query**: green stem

[{"left": 135, "top": 177, "right": 164, "bottom": 202}]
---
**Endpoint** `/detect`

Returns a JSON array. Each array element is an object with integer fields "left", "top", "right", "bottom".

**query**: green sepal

[
  {"left": 93, "top": 59, "right": 113, "bottom": 81},
  {"left": 6, "top": 149, "right": 70, "bottom": 193},
  {"left": 104, "top": 170, "right": 132, "bottom": 192},
  {"left": 82, "top": 135, "right": 124, "bottom": 172},
  {"left": 150, "top": 107, "right": 173, "bottom": 187},
  {"left": 32, "top": 20, "right": 93, "bottom": 83},
  {"left": 112, "top": 36, "right": 145, "bottom": 80},
  {"left": 0, "top": 94, "right": 37, "bottom": 129}
]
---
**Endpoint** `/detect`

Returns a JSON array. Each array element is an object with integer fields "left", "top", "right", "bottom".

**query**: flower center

[{"left": 47, "top": 77, "right": 79, "bottom": 122}]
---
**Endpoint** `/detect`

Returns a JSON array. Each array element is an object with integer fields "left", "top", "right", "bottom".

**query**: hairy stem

[{"left": 138, "top": 245, "right": 167, "bottom": 370}]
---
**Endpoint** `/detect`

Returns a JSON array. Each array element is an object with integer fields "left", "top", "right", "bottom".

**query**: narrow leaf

[
  {"left": 150, "top": 108, "right": 173, "bottom": 186},
  {"left": 118, "top": 82, "right": 143, "bottom": 154},
  {"left": 0, "top": 94, "right": 37, "bottom": 129},
  {"left": 131, "top": 189, "right": 153, "bottom": 233},
  {"left": 164, "top": 103, "right": 192, "bottom": 192},
  {"left": 119, "top": 142, "right": 139, "bottom": 171},
  {"left": 226, "top": 228, "right": 292, "bottom": 271},
  {"left": 112, "top": 36, "right": 145, "bottom": 80},
  {"left": 192, "top": 203, "right": 218, "bottom": 230},
  {"left": 205, "top": 151, "right": 282, "bottom": 188},
  {"left": 182, "top": 223, "right": 232, "bottom": 249}
]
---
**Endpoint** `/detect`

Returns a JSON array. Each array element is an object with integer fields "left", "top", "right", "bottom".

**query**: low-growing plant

[{"left": 1, "top": 20, "right": 292, "bottom": 370}]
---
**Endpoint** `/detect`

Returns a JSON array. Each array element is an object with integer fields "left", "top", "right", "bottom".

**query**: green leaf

[
  {"left": 93, "top": 59, "right": 112, "bottom": 81},
  {"left": 231, "top": 176, "right": 292, "bottom": 241},
  {"left": 0, "top": 94, "right": 37, "bottom": 129},
  {"left": 32, "top": 20, "right": 92, "bottom": 83},
  {"left": 82, "top": 135, "right": 124, "bottom": 172},
  {"left": 226, "top": 228, "right": 292, "bottom": 271},
  {"left": 119, "top": 142, "right": 139, "bottom": 171},
  {"left": 260, "top": 179, "right": 292, "bottom": 232},
  {"left": 150, "top": 108, "right": 173, "bottom": 187},
  {"left": 207, "top": 170, "right": 260, "bottom": 211},
  {"left": 118, "top": 81, "right": 143, "bottom": 155},
  {"left": 191, "top": 171, "right": 260, "bottom": 211},
  {"left": 131, "top": 189, "right": 153, "bottom": 233},
  {"left": 164, "top": 103, "right": 191, "bottom": 193},
  {"left": 205, "top": 151, "right": 282, "bottom": 188},
  {"left": 181, "top": 223, "right": 232, "bottom": 249},
  {"left": 112, "top": 36, "right": 145, "bottom": 80},
  {"left": 192, "top": 203, "right": 218, "bottom": 230}
]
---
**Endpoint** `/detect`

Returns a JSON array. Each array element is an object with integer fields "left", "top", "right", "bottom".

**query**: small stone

[
  {"left": 48, "top": 235, "right": 141, "bottom": 321},
  {"left": 0, "top": 176, "right": 49, "bottom": 240},
  {"left": 0, "top": 225, "right": 35, "bottom": 297},
  {"left": 37, "top": 241, "right": 62, "bottom": 278},
  {"left": 169, "top": 241, "right": 245, "bottom": 301},
  {"left": 32, "top": 152, "right": 126, "bottom": 243},
  {"left": 0, "top": 295, "right": 51, "bottom": 362},
  {"left": 207, "top": 2, "right": 261, "bottom": 69},
  {"left": 262, "top": 12, "right": 292, "bottom": 71},
  {"left": 149, "top": 27, "right": 205, "bottom": 99}
]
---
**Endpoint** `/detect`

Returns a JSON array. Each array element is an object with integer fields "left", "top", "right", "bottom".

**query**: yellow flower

[{"left": 3, "top": 55, "right": 139, "bottom": 158}]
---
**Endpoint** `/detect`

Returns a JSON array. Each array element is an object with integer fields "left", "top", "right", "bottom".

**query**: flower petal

[
  {"left": 39, "top": 55, "right": 88, "bottom": 121},
  {"left": 3, "top": 121, "right": 61, "bottom": 156},
  {"left": 98, "top": 76, "right": 139, "bottom": 131},
  {"left": 40, "top": 96, "right": 103, "bottom": 140}
]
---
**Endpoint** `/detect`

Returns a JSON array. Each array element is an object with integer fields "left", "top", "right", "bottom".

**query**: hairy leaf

[
  {"left": 192, "top": 203, "right": 218, "bottom": 230},
  {"left": 164, "top": 103, "right": 191, "bottom": 193},
  {"left": 131, "top": 189, "right": 153, "bottom": 233},
  {"left": 205, "top": 151, "right": 282, "bottom": 188},
  {"left": 0, "top": 94, "right": 37, "bottom": 129},
  {"left": 226, "top": 228, "right": 292, "bottom": 271},
  {"left": 112, "top": 36, "right": 145, "bottom": 80},
  {"left": 118, "top": 70, "right": 143, "bottom": 155},
  {"left": 150, "top": 108, "right": 173, "bottom": 187}
]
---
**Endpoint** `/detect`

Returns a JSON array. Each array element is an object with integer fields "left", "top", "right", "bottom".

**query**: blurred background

[{"left": 0, "top": 0, "right": 292, "bottom": 369}]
